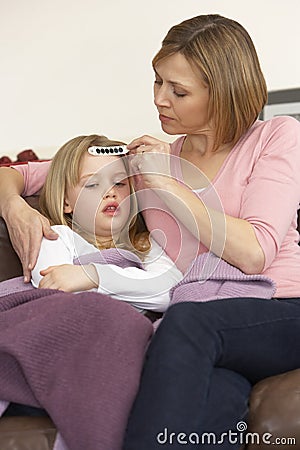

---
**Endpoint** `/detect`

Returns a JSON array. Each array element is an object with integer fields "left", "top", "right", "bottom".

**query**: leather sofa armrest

[
  {"left": 246, "top": 368, "right": 300, "bottom": 449},
  {"left": 0, "top": 416, "right": 56, "bottom": 449},
  {"left": 0, "top": 196, "right": 40, "bottom": 282},
  {"left": 0, "top": 216, "right": 22, "bottom": 282}
]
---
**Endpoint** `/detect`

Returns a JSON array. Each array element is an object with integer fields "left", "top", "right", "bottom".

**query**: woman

[
  {"left": 121, "top": 14, "right": 300, "bottom": 449},
  {"left": 1, "top": 13, "right": 300, "bottom": 450}
]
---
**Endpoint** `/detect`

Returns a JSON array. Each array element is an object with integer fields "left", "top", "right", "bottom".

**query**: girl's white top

[{"left": 31, "top": 225, "right": 183, "bottom": 312}]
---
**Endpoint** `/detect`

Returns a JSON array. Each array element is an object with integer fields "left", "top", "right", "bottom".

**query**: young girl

[
  {"left": 31, "top": 134, "right": 182, "bottom": 313},
  {"left": 0, "top": 134, "right": 181, "bottom": 450}
]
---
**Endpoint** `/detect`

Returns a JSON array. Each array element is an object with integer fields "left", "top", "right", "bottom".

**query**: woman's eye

[
  {"left": 114, "top": 182, "right": 125, "bottom": 187},
  {"left": 174, "top": 91, "right": 186, "bottom": 98},
  {"left": 85, "top": 183, "right": 99, "bottom": 189},
  {"left": 154, "top": 79, "right": 163, "bottom": 86}
]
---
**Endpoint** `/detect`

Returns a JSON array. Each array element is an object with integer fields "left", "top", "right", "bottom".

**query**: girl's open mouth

[{"left": 102, "top": 202, "right": 120, "bottom": 216}]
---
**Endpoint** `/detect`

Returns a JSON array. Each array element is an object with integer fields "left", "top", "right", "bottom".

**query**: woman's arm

[
  {"left": 128, "top": 119, "right": 300, "bottom": 275},
  {"left": 144, "top": 177, "right": 264, "bottom": 274},
  {"left": 0, "top": 167, "right": 58, "bottom": 281},
  {"left": 128, "top": 136, "right": 263, "bottom": 274}
]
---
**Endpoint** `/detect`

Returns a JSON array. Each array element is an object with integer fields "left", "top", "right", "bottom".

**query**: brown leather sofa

[{"left": 0, "top": 197, "right": 300, "bottom": 449}]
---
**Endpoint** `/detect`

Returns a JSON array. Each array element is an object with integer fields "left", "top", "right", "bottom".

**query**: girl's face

[
  {"left": 64, "top": 153, "right": 131, "bottom": 242},
  {"left": 153, "top": 52, "right": 211, "bottom": 136}
]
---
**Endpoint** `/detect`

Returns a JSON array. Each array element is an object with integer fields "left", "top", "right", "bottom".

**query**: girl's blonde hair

[
  {"left": 153, "top": 14, "right": 267, "bottom": 150},
  {"left": 39, "top": 134, "right": 150, "bottom": 255}
]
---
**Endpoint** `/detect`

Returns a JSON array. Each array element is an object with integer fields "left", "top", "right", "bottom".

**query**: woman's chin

[{"left": 161, "top": 123, "right": 181, "bottom": 135}]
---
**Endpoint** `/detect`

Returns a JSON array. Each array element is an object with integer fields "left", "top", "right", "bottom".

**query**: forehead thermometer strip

[{"left": 88, "top": 145, "right": 129, "bottom": 156}]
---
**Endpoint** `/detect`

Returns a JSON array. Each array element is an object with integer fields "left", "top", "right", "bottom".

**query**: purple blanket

[
  {"left": 0, "top": 248, "right": 153, "bottom": 450},
  {"left": 0, "top": 289, "right": 152, "bottom": 450},
  {"left": 170, "top": 252, "right": 276, "bottom": 303},
  {"left": 153, "top": 253, "right": 276, "bottom": 330},
  {"left": 0, "top": 250, "right": 276, "bottom": 449},
  {"left": 0, "top": 247, "right": 144, "bottom": 298}
]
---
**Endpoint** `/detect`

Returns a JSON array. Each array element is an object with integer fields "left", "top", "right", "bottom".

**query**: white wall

[{"left": 1, "top": 0, "right": 299, "bottom": 159}]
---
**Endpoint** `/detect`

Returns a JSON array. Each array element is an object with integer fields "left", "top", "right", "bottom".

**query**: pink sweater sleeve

[
  {"left": 239, "top": 117, "right": 300, "bottom": 270},
  {"left": 12, "top": 161, "right": 51, "bottom": 196}
]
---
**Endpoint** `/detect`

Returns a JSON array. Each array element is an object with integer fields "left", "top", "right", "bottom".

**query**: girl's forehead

[{"left": 80, "top": 153, "right": 126, "bottom": 174}]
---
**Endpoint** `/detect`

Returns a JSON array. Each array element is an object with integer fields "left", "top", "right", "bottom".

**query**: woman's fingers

[
  {"left": 4, "top": 197, "right": 59, "bottom": 282},
  {"left": 42, "top": 217, "right": 59, "bottom": 240},
  {"left": 127, "top": 135, "right": 165, "bottom": 152}
]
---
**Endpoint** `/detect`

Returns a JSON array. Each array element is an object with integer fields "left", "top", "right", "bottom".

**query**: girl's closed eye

[
  {"left": 85, "top": 181, "right": 99, "bottom": 189},
  {"left": 113, "top": 175, "right": 129, "bottom": 188}
]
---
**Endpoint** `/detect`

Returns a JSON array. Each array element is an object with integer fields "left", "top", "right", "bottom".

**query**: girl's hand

[
  {"left": 38, "top": 264, "right": 98, "bottom": 292},
  {"left": 127, "top": 135, "right": 173, "bottom": 188}
]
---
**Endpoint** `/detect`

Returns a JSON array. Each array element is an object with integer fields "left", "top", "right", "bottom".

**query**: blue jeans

[{"left": 123, "top": 297, "right": 300, "bottom": 449}]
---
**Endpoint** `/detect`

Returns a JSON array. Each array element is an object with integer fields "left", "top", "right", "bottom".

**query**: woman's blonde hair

[
  {"left": 152, "top": 14, "right": 267, "bottom": 150},
  {"left": 39, "top": 134, "right": 150, "bottom": 255}
]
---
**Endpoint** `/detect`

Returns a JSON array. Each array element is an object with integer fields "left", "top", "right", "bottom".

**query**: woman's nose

[{"left": 154, "top": 86, "right": 170, "bottom": 108}]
